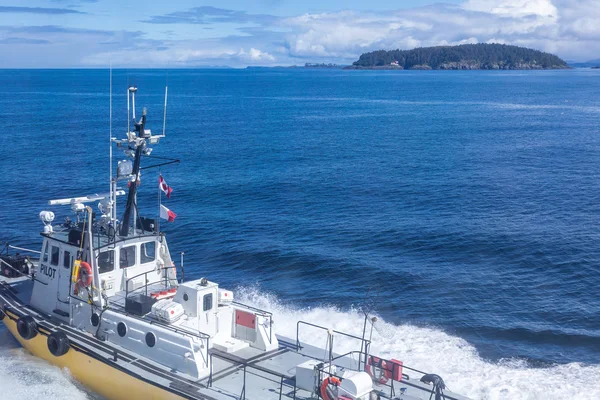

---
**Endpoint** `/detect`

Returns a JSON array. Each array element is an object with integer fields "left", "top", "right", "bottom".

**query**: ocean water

[{"left": 0, "top": 68, "right": 599, "bottom": 399}]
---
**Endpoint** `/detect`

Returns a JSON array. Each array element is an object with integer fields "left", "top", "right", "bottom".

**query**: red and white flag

[
  {"left": 160, "top": 205, "right": 177, "bottom": 222},
  {"left": 159, "top": 174, "right": 173, "bottom": 198}
]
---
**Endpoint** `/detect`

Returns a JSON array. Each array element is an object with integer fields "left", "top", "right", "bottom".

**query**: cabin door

[{"left": 56, "top": 246, "right": 73, "bottom": 316}]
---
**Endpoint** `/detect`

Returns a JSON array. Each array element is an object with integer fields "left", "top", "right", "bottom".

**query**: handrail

[
  {"left": 295, "top": 320, "right": 371, "bottom": 371},
  {"left": 7, "top": 244, "right": 41, "bottom": 254},
  {"left": 232, "top": 301, "right": 273, "bottom": 317},
  {"left": 326, "top": 351, "right": 448, "bottom": 400},
  {"left": 296, "top": 320, "right": 371, "bottom": 351},
  {"left": 207, "top": 351, "right": 294, "bottom": 400},
  {"left": 124, "top": 265, "right": 182, "bottom": 300},
  {"left": 115, "top": 296, "right": 211, "bottom": 345}
]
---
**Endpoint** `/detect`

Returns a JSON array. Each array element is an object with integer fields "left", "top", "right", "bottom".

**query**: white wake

[{"left": 237, "top": 286, "right": 600, "bottom": 400}]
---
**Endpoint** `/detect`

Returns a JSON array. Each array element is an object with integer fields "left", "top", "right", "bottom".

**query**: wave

[
  {"left": 242, "top": 96, "right": 600, "bottom": 114},
  {"left": 236, "top": 286, "right": 600, "bottom": 400},
  {"left": 0, "top": 331, "right": 91, "bottom": 400}
]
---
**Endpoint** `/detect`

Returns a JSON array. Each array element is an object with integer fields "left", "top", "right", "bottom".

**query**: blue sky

[{"left": 0, "top": 0, "right": 597, "bottom": 67}]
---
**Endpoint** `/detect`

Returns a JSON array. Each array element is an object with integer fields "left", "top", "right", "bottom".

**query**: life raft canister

[
  {"left": 320, "top": 376, "right": 341, "bottom": 400},
  {"left": 77, "top": 261, "right": 93, "bottom": 287},
  {"left": 366, "top": 355, "right": 389, "bottom": 384}
]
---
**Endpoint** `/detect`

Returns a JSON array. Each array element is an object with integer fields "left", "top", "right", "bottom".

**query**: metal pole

[
  {"left": 162, "top": 86, "right": 168, "bottom": 137},
  {"left": 86, "top": 206, "right": 102, "bottom": 308},
  {"left": 157, "top": 171, "right": 161, "bottom": 234},
  {"left": 127, "top": 89, "right": 130, "bottom": 135},
  {"left": 132, "top": 90, "right": 136, "bottom": 120},
  {"left": 241, "top": 365, "right": 246, "bottom": 400},
  {"left": 112, "top": 179, "right": 117, "bottom": 235},
  {"left": 133, "top": 192, "right": 137, "bottom": 234},
  {"left": 109, "top": 65, "right": 113, "bottom": 218},
  {"left": 278, "top": 377, "right": 283, "bottom": 400},
  {"left": 329, "top": 334, "right": 334, "bottom": 366},
  {"left": 180, "top": 252, "right": 184, "bottom": 283}
]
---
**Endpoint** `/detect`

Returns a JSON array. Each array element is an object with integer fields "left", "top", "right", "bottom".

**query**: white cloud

[
  {"left": 81, "top": 46, "right": 276, "bottom": 67},
  {"left": 463, "top": 0, "right": 558, "bottom": 18},
  {"left": 2, "top": 1, "right": 600, "bottom": 67},
  {"left": 243, "top": 47, "right": 275, "bottom": 61},
  {"left": 275, "top": 1, "right": 600, "bottom": 62}
]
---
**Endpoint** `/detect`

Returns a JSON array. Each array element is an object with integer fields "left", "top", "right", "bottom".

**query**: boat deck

[{"left": 1, "top": 277, "right": 470, "bottom": 400}]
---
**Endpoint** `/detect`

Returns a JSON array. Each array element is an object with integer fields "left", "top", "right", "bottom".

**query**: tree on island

[{"left": 350, "top": 43, "right": 568, "bottom": 70}]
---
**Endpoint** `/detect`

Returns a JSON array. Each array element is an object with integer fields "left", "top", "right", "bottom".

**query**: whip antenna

[
  {"left": 162, "top": 85, "right": 168, "bottom": 137},
  {"left": 109, "top": 64, "right": 113, "bottom": 221}
]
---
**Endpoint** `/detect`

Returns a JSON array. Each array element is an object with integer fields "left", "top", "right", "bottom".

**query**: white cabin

[{"left": 29, "top": 224, "right": 277, "bottom": 379}]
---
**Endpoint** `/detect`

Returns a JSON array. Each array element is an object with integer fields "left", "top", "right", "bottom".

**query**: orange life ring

[
  {"left": 366, "top": 355, "right": 389, "bottom": 384},
  {"left": 77, "top": 261, "right": 93, "bottom": 287},
  {"left": 320, "top": 376, "right": 341, "bottom": 400}
]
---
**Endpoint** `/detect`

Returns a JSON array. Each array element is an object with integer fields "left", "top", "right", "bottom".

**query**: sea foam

[{"left": 237, "top": 286, "right": 600, "bottom": 400}]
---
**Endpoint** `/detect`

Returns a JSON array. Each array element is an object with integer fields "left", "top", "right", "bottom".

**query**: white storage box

[
  {"left": 151, "top": 299, "right": 184, "bottom": 323},
  {"left": 218, "top": 289, "right": 234, "bottom": 304},
  {"left": 295, "top": 359, "right": 336, "bottom": 392}
]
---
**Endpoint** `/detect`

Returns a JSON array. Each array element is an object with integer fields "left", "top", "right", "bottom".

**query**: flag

[
  {"left": 160, "top": 205, "right": 177, "bottom": 222},
  {"left": 159, "top": 174, "right": 173, "bottom": 198}
]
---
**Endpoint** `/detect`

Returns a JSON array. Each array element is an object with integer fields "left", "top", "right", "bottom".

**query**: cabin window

[
  {"left": 140, "top": 242, "right": 156, "bottom": 264},
  {"left": 42, "top": 242, "right": 49, "bottom": 262},
  {"left": 63, "top": 251, "right": 71, "bottom": 269},
  {"left": 51, "top": 246, "right": 60, "bottom": 266},
  {"left": 203, "top": 293, "right": 213, "bottom": 311},
  {"left": 98, "top": 250, "right": 115, "bottom": 273},
  {"left": 120, "top": 246, "right": 136, "bottom": 268}
]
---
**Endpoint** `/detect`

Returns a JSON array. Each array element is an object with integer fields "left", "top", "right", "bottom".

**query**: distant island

[
  {"left": 568, "top": 58, "right": 600, "bottom": 68},
  {"left": 304, "top": 63, "right": 343, "bottom": 69},
  {"left": 345, "top": 44, "right": 569, "bottom": 70}
]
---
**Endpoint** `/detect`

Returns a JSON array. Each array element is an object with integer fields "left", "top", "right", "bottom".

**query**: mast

[
  {"left": 119, "top": 139, "right": 143, "bottom": 236},
  {"left": 109, "top": 65, "right": 113, "bottom": 223},
  {"left": 119, "top": 87, "right": 144, "bottom": 237},
  {"left": 115, "top": 85, "right": 175, "bottom": 237}
]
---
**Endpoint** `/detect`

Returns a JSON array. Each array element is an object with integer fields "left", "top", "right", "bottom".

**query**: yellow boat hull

[{"left": 2, "top": 314, "right": 185, "bottom": 400}]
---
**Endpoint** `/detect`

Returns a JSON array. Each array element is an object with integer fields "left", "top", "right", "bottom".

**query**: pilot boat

[{"left": 0, "top": 86, "right": 470, "bottom": 400}]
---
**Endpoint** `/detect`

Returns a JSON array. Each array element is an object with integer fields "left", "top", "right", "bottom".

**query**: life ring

[
  {"left": 17, "top": 316, "right": 38, "bottom": 340},
  {"left": 77, "top": 261, "right": 93, "bottom": 287},
  {"left": 320, "top": 376, "right": 341, "bottom": 400},
  {"left": 366, "top": 355, "right": 389, "bottom": 384},
  {"left": 47, "top": 331, "right": 70, "bottom": 357}
]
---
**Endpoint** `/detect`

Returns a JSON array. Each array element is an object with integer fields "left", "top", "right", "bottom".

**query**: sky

[{"left": 0, "top": 0, "right": 598, "bottom": 67}]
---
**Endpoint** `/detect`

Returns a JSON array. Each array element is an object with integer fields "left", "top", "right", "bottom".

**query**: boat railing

[
  {"left": 320, "top": 352, "right": 459, "bottom": 400},
  {"left": 296, "top": 320, "right": 371, "bottom": 371},
  {"left": 124, "top": 264, "right": 184, "bottom": 300},
  {"left": 3, "top": 243, "right": 41, "bottom": 255},
  {"left": 207, "top": 350, "right": 296, "bottom": 400},
  {"left": 232, "top": 301, "right": 274, "bottom": 344}
]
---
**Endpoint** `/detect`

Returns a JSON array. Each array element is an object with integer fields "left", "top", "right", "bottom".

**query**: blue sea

[{"left": 0, "top": 68, "right": 599, "bottom": 399}]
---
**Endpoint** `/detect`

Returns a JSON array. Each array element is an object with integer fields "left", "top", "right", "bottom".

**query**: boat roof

[{"left": 41, "top": 225, "right": 158, "bottom": 251}]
